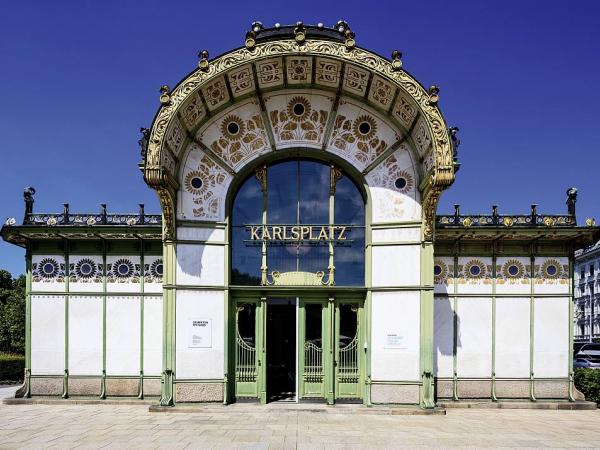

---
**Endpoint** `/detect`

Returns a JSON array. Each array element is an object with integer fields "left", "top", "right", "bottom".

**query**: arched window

[{"left": 231, "top": 159, "right": 365, "bottom": 286}]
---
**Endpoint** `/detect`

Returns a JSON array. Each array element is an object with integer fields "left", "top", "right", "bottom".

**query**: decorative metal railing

[
  {"left": 24, "top": 212, "right": 161, "bottom": 227},
  {"left": 436, "top": 213, "right": 575, "bottom": 228},
  {"left": 303, "top": 341, "right": 323, "bottom": 383},
  {"left": 338, "top": 333, "right": 359, "bottom": 383},
  {"left": 235, "top": 333, "right": 257, "bottom": 383}
]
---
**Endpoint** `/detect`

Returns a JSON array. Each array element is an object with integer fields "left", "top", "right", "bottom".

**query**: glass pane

[
  {"left": 305, "top": 304, "right": 322, "bottom": 344},
  {"left": 334, "top": 175, "right": 364, "bottom": 225},
  {"left": 237, "top": 303, "right": 256, "bottom": 346},
  {"left": 232, "top": 175, "right": 262, "bottom": 225},
  {"left": 339, "top": 304, "right": 358, "bottom": 347},
  {"left": 299, "top": 160, "right": 329, "bottom": 224},
  {"left": 267, "top": 160, "right": 298, "bottom": 224}
]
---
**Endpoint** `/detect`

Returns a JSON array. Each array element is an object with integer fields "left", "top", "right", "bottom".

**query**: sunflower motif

[
  {"left": 75, "top": 258, "right": 97, "bottom": 280},
  {"left": 219, "top": 115, "right": 246, "bottom": 141},
  {"left": 392, "top": 170, "right": 414, "bottom": 194},
  {"left": 286, "top": 97, "right": 311, "bottom": 122},
  {"left": 465, "top": 259, "right": 486, "bottom": 279},
  {"left": 434, "top": 259, "right": 448, "bottom": 284},
  {"left": 38, "top": 258, "right": 59, "bottom": 279},
  {"left": 112, "top": 258, "right": 134, "bottom": 279},
  {"left": 502, "top": 259, "right": 525, "bottom": 279},
  {"left": 541, "top": 259, "right": 562, "bottom": 279},
  {"left": 149, "top": 259, "right": 163, "bottom": 280},
  {"left": 184, "top": 170, "right": 206, "bottom": 195},
  {"left": 352, "top": 115, "right": 377, "bottom": 141}
]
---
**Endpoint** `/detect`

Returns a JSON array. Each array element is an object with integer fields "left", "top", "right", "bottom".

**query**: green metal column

[
  {"left": 258, "top": 296, "right": 267, "bottom": 404},
  {"left": 24, "top": 246, "right": 32, "bottom": 398},
  {"left": 159, "top": 240, "right": 176, "bottom": 406},
  {"left": 326, "top": 296, "right": 335, "bottom": 405},
  {"left": 420, "top": 240, "right": 435, "bottom": 408}
]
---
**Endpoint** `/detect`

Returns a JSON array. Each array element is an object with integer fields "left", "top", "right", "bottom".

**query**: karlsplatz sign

[{"left": 244, "top": 225, "right": 352, "bottom": 246}]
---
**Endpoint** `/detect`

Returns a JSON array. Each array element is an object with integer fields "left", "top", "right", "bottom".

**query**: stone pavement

[{"left": 1, "top": 395, "right": 600, "bottom": 449}]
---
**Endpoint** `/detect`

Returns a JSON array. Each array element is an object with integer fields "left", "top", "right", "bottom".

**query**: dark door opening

[{"left": 267, "top": 299, "right": 296, "bottom": 402}]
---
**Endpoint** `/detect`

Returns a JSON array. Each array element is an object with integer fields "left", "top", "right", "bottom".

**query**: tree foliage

[{"left": 0, "top": 269, "right": 25, "bottom": 354}]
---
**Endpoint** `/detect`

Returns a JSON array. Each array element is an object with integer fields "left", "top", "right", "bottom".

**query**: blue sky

[{"left": 1, "top": 0, "right": 599, "bottom": 276}]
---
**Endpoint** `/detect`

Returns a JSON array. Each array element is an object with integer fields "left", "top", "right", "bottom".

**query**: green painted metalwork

[
  {"left": 63, "top": 239, "right": 70, "bottom": 399},
  {"left": 159, "top": 241, "right": 176, "bottom": 406},
  {"left": 419, "top": 241, "right": 435, "bottom": 408},
  {"left": 24, "top": 247, "right": 32, "bottom": 398}
]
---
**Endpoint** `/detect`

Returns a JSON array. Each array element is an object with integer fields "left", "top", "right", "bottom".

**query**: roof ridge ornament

[
  {"left": 391, "top": 50, "right": 402, "bottom": 71},
  {"left": 294, "top": 22, "right": 306, "bottom": 44},
  {"left": 428, "top": 85, "right": 440, "bottom": 105},
  {"left": 198, "top": 50, "right": 209, "bottom": 71},
  {"left": 159, "top": 85, "right": 171, "bottom": 106}
]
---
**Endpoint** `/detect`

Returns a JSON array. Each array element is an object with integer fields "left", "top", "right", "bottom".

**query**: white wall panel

[
  {"left": 177, "top": 227, "right": 225, "bottom": 242},
  {"left": 372, "top": 227, "right": 420, "bottom": 243},
  {"left": 106, "top": 296, "right": 141, "bottom": 376},
  {"left": 496, "top": 256, "right": 531, "bottom": 295},
  {"left": 144, "top": 296, "right": 163, "bottom": 376},
  {"left": 69, "top": 255, "right": 103, "bottom": 292},
  {"left": 434, "top": 256, "right": 454, "bottom": 295},
  {"left": 176, "top": 290, "right": 224, "bottom": 379},
  {"left": 106, "top": 255, "right": 141, "bottom": 293},
  {"left": 495, "top": 297, "right": 530, "bottom": 377},
  {"left": 371, "top": 245, "right": 420, "bottom": 287},
  {"left": 31, "top": 255, "right": 65, "bottom": 292},
  {"left": 456, "top": 298, "right": 492, "bottom": 377},
  {"left": 144, "top": 255, "right": 163, "bottom": 294},
  {"left": 456, "top": 257, "right": 492, "bottom": 295},
  {"left": 176, "top": 244, "right": 224, "bottom": 286},
  {"left": 69, "top": 296, "right": 103, "bottom": 375},
  {"left": 534, "top": 297, "right": 569, "bottom": 377},
  {"left": 31, "top": 295, "right": 65, "bottom": 375},
  {"left": 371, "top": 291, "right": 420, "bottom": 381},
  {"left": 534, "top": 257, "right": 570, "bottom": 295},
  {"left": 434, "top": 297, "right": 454, "bottom": 377}
]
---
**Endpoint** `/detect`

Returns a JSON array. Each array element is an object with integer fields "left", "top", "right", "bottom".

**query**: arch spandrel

[{"left": 144, "top": 37, "right": 456, "bottom": 239}]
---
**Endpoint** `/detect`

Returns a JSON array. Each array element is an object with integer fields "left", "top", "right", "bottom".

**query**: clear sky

[{"left": 1, "top": 0, "right": 599, "bottom": 276}]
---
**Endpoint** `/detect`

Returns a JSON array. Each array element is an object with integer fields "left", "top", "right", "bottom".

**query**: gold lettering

[
  {"left": 318, "top": 226, "right": 329, "bottom": 240},
  {"left": 301, "top": 226, "right": 310, "bottom": 240},
  {"left": 291, "top": 226, "right": 300, "bottom": 240},
  {"left": 309, "top": 226, "right": 316, "bottom": 240},
  {"left": 262, "top": 226, "right": 271, "bottom": 240},
  {"left": 272, "top": 226, "right": 282, "bottom": 240},
  {"left": 250, "top": 226, "right": 261, "bottom": 240},
  {"left": 337, "top": 226, "right": 347, "bottom": 240},
  {"left": 282, "top": 226, "right": 289, "bottom": 240}
]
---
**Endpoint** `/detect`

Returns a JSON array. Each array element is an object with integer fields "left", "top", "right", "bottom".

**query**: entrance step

[{"left": 148, "top": 403, "right": 446, "bottom": 415}]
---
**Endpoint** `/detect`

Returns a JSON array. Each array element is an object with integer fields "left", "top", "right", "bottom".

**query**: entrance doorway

[{"left": 266, "top": 298, "right": 296, "bottom": 402}]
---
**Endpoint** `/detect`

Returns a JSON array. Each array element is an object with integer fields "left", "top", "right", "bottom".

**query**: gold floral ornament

[
  {"left": 433, "top": 259, "right": 448, "bottom": 285},
  {"left": 329, "top": 113, "right": 387, "bottom": 167},
  {"left": 502, "top": 259, "right": 526, "bottom": 279},
  {"left": 503, "top": 217, "right": 514, "bottom": 227},
  {"left": 464, "top": 259, "right": 487, "bottom": 279},
  {"left": 462, "top": 217, "right": 473, "bottom": 228},
  {"left": 209, "top": 114, "right": 266, "bottom": 167},
  {"left": 540, "top": 259, "right": 563, "bottom": 279},
  {"left": 392, "top": 170, "right": 414, "bottom": 194},
  {"left": 352, "top": 115, "right": 377, "bottom": 141},
  {"left": 586, "top": 218, "right": 596, "bottom": 227},
  {"left": 270, "top": 96, "right": 327, "bottom": 143},
  {"left": 543, "top": 217, "right": 556, "bottom": 227},
  {"left": 184, "top": 170, "right": 206, "bottom": 196}
]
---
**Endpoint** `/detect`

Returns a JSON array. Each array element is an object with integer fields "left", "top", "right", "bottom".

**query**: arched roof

[{"left": 142, "top": 22, "right": 458, "bottom": 240}]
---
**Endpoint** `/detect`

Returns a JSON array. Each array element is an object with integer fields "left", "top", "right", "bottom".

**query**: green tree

[{"left": 0, "top": 270, "right": 26, "bottom": 354}]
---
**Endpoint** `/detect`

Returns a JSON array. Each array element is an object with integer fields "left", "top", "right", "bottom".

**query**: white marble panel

[
  {"left": 371, "top": 245, "right": 420, "bottom": 287},
  {"left": 434, "top": 296, "right": 454, "bottom": 377},
  {"left": 496, "top": 256, "right": 531, "bottom": 295},
  {"left": 143, "top": 255, "right": 163, "bottom": 294},
  {"left": 69, "top": 255, "right": 103, "bottom": 292},
  {"left": 144, "top": 296, "right": 163, "bottom": 376},
  {"left": 456, "top": 298, "right": 492, "bottom": 377},
  {"left": 175, "top": 290, "right": 225, "bottom": 379},
  {"left": 106, "top": 296, "right": 141, "bottom": 376},
  {"left": 533, "top": 297, "right": 569, "bottom": 378},
  {"left": 31, "top": 255, "right": 65, "bottom": 292},
  {"left": 371, "top": 227, "right": 420, "bottom": 243},
  {"left": 31, "top": 295, "right": 65, "bottom": 375},
  {"left": 534, "top": 256, "right": 570, "bottom": 294},
  {"left": 371, "top": 291, "right": 420, "bottom": 381},
  {"left": 176, "top": 244, "right": 225, "bottom": 286},
  {"left": 456, "top": 257, "right": 493, "bottom": 295},
  {"left": 495, "top": 297, "right": 530, "bottom": 378},
  {"left": 68, "top": 296, "right": 103, "bottom": 375},
  {"left": 177, "top": 227, "right": 226, "bottom": 242},
  {"left": 106, "top": 255, "right": 141, "bottom": 293},
  {"left": 434, "top": 256, "right": 454, "bottom": 295}
]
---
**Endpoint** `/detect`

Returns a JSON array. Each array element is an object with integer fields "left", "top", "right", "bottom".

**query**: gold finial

[
  {"left": 245, "top": 31, "right": 256, "bottom": 50},
  {"left": 391, "top": 50, "right": 402, "bottom": 71},
  {"left": 428, "top": 85, "right": 440, "bottom": 105},
  {"left": 586, "top": 218, "right": 596, "bottom": 227},
  {"left": 344, "top": 29, "right": 355, "bottom": 50},
  {"left": 159, "top": 85, "right": 171, "bottom": 105},
  {"left": 198, "top": 50, "right": 209, "bottom": 71},
  {"left": 294, "top": 22, "right": 306, "bottom": 44}
]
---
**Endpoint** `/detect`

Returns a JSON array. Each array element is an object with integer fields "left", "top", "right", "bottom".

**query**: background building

[{"left": 574, "top": 242, "right": 600, "bottom": 342}]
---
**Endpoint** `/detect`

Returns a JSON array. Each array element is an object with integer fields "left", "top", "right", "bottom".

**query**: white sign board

[
  {"left": 384, "top": 333, "right": 406, "bottom": 349},
  {"left": 188, "top": 318, "right": 212, "bottom": 348}
]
